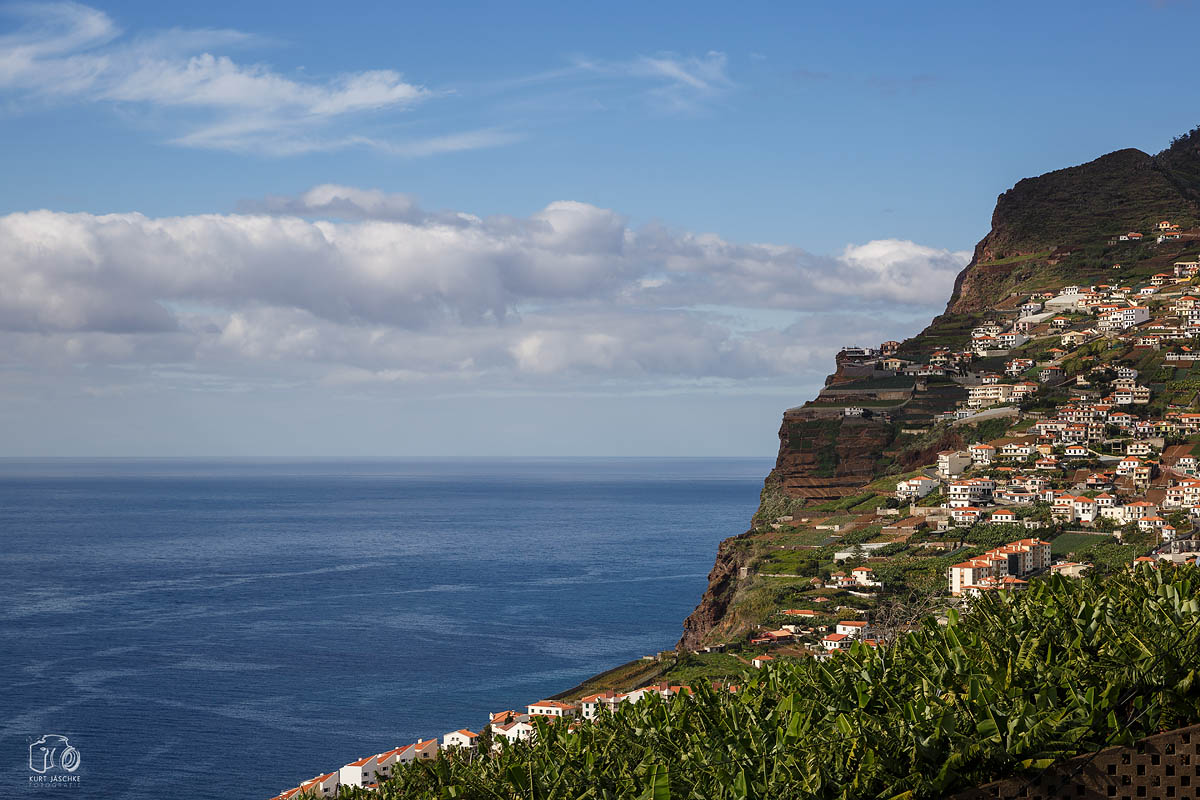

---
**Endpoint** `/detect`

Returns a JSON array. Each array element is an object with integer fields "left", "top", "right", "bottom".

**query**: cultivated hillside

[{"left": 679, "top": 126, "right": 1200, "bottom": 650}]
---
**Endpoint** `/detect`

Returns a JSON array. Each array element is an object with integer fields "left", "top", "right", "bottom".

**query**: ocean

[{"left": 0, "top": 458, "right": 770, "bottom": 798}]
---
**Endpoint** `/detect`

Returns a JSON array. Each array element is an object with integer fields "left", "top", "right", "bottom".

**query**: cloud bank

[{"left": 0, "top": 186, "right": 969, "bottom": 391}]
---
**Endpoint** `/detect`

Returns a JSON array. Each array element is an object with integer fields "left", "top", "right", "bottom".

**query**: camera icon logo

[{"left": 29, "top": 734, "right": 81, "bottom": 775}]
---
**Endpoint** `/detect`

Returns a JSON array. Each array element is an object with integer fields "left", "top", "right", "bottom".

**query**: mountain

[{"left": 679, "top": 126, "right": 1200, "bottom": 650}]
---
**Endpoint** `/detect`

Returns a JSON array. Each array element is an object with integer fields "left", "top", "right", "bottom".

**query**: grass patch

[
  {"left": 1051, "top": 531, "right": 1112, "bottom": 556},
  {"left": 976, "top": 250, "right": 1053, "bottom": 267}
]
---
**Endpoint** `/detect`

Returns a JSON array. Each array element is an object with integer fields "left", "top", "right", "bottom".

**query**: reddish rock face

[
  {"left": 677, "top": 533, "right": 754, "bottom": 651},
  {"left": 775, "top": 413, "right": 896, "bottom": 499},
  {"left": 677, "top": 413, "right": 898, "bottom": 649}
]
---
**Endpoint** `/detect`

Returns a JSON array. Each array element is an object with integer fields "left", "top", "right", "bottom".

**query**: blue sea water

[{"left": 0, "top": 458, "right": 770, "bottom": 799}]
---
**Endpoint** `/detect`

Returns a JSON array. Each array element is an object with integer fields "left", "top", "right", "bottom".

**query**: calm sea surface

[{"left": 0, "top": 458, "right": 769, "bottom": 799}]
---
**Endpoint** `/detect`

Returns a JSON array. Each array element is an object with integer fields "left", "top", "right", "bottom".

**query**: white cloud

[
  {"left": 0, "top": 2, "right": 446, "bottom": 154},
  {"left": 0, "top": 188, "right": 968, "bottom": 392}
]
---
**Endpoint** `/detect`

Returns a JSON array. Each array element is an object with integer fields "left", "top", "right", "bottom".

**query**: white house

[
  {"left": 968, "top": 384, "right": 1016, "bottom": 408},
  {"left": 398, "top": 739, "right": 438, "bottom": 765},
  {"left": 950, "top": 506, "right": 983, "bottom": 525},
  {"left": 579, "top": 690, "right": 627, "bottom": 720},
  {"left": 968, "top": 443, "right": 995, "bottom": 465},
  {"left": 442, "top": 730, "right": 479, "bottom": 751},
  {"left": 835, "top": 620, "right": 870, "bottom": 638},
  {"left": 491, "top": 721, "right": 536, "bottom": 748},
  {"left": 948, "top": 478, "right": 995, "bottom": 507},
  {"left": 373, "top": 748, "right": 405, "bottom": 781},
  {"left": 339, "top": 755, "right": 379, "bottom": 788},
  {"left": 751, "top": 655, "right": 774, "bottom": 669},
  {"left": 896, "top": 476, "right": 939, "bottom": 501},
  {"left": 527, "top": 700, "right": 579, "bottom": 719},
  {"left": 295, "top": 772, "right": 339, "bottom": 798},
  {"left": 937, "top": 450, "right": 973, "bottom": 478},
  {"left": 821, "top": 633, "right": 853, "bottom": 650},
  {"left": 850, "top": 565, "right": 882, "bottom": 587}
]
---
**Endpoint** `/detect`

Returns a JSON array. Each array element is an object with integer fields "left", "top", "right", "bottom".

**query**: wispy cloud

[
  {"left": 569, "top": 50, "right": 734, "bottom": 112},
  {"left": 0, "top": 1, "right": 474, "bottom": 155}
]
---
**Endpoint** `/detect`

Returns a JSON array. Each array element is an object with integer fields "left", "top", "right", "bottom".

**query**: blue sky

[{"left": 0, "top": 0, "right": 1197, "bottom": 457}]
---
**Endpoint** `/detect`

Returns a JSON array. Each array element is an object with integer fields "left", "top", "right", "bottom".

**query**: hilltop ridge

[{"left": 949, "top": 135, "right": 1200, "bottom": 314}]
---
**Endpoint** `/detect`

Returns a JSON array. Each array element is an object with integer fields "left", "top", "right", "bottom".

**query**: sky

[{"left": 1, "top": 0, "right": 1199, "bottom": 457}]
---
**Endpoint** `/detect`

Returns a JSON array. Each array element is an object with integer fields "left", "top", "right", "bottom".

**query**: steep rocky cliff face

[
  {"left": 677, "top": 126, "right": 1200, "bottom": 650},
  {"left": 677, "top": 533, "right": 756, "bottom": 650}
]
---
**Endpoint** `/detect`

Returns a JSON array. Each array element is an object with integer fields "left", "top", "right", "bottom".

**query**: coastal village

[
  {"left": 712, "top": 228, "right": 1200, "bottom": 659},
  {"left": 269, "top": 225, "right": 1200, "bottom": 798}
]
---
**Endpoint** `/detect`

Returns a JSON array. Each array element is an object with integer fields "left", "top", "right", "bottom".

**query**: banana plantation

[{"left": 339, "top": 565, "right": 1200, "bottom": 800}]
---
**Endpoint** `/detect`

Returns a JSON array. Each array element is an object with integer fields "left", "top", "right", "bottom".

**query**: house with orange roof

[
  {"left": 1050, "top": 562, "right": 1092, "bottom": 578},
  {"left": 850, "top": 565, "right": 882, "bottom": 587},
  {"left": 948, "top": 538, "right": 1051, "bottom": 594},
  {"left": 962, "top": 575, "right": 1028, "bottom": 598},
  {"left": 491, "top": 720, "right": 536, "bottom": 748},
  {"left": 835, "top": 620, "right": 870, "bottom": 638},
  {"left": 296, "top": 772, "right": 339, "bottom": 797},
  {"left": 623, "top": 682, "right": 692, "bottom": 705},
  {"left": 339, "top": 754, "right": 380, "bottom": 788},
  {"left": 820, "top": 633, "right": 852, "bottom": 651},
  {"left": 443, "top": 729, "right": 479, "bottom": 751},
  {"left": 527, "top": 700, "right": 579, "bottom": 719},
  {"left": 1138, "top": 515, "right": 1167, "bottom": 533},
  {"left": 373, "top": 747, "right": 406, "bottom": 780},
  {"left": 579, "top": 690, "right": 627, "bottom": 719},
  {"left": 950, "top": 506, "right": 983, "bottom": 525},
  {"left": 751, "top": 655, "right": 774, "bottom": 669}
]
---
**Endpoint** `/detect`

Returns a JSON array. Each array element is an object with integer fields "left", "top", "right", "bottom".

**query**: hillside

[{"left": 678, "top": 127, "right": 1200, "bottom": 651}]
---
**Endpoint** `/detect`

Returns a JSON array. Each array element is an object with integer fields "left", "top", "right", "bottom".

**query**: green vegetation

[
  {"left": 975, "top": 250, "right": 1053, "bottom": 267},
  {"left": 1050, "top": 531, "right": 1112, "bottom": 556},
  {"left": 345, "top": 567, "right": 1200, "bottom": 800},
  {"left": 808, "top": 492, "right": 877, "bottom": 513},
  {"left": 756, "top": 548, "right": 821, "bottom": 576},
  {"left": 956, "top": 415, "right": 1013, "bottom": 444},
  {"left": 659, "top": 652, "right": 746, "bottom": 685},
  {"left": 980, "top": 148, "right": 1200, "bottom": 260},
  {"left": 1076, "top": 527, "right": 1158, "bottom": 573},
  {"left": 825, "top": 376, "right": 916, "bottom": 391}
]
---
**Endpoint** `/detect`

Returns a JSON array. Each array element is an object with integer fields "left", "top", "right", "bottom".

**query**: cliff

[{"left": 678, "top": 125, "right": 1200, "bottom": 650}]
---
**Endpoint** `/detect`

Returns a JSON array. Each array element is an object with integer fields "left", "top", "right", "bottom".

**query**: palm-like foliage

[{"left": 339, "top": 565, "right": 1200, "bottom": 800}]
